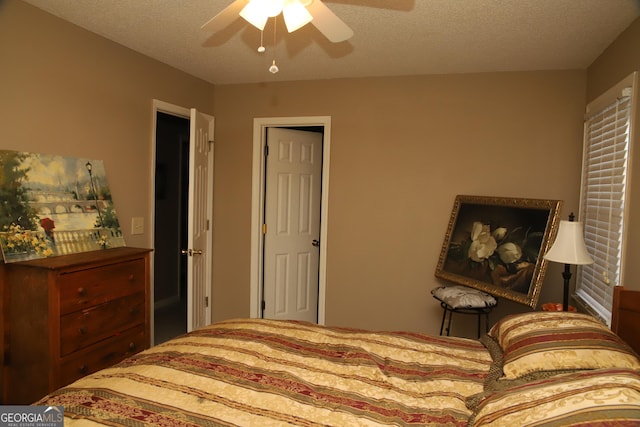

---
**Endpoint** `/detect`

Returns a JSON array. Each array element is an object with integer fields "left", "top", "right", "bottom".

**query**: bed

[{"left": 37, "top": 287, "right": 640, "bottom": 426}]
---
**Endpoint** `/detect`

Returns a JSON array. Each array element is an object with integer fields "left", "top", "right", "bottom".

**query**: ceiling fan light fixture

[
  {"left": 264, "top": 0, "right": 286, "bottom": 17},
  {"left": 240, "top": 0, "right": 284, "bottom": 30},
  {"left": 203, "top": 0, "right": 354, "bottom": 43},
  {"left": 282, "top": 0, "right": 313, "bottom": 33}
]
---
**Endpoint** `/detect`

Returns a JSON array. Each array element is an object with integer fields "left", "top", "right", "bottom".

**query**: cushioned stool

[{"left": 431, "top": 285, "right": 497, "bottom": 338}]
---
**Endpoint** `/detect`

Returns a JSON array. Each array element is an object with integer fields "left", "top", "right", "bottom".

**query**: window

[{"left": 576, "top": 72, "right": 636, "bottom": 325}]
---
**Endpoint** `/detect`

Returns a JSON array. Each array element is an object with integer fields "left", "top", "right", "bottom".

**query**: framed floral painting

[
  {"left": 435, "top": 195, "right": 562, "bottom": 308},
  {"left": 0, "top": 150, "right": 125, "bottom": 263}
]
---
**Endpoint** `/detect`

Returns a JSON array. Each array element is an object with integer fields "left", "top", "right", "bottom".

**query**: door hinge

[
  {"left": 261, "top": 300, "right": 266, "bottom": 311},
  {"left": 206, "top": 219, "right": 210, "bottom": 231},
  {"left": 205, "top": 296, "right": 209, "bottom": 308},
  {"left": 264, "top": 144, "right": 269, "bottom": 156},
  {"left": 262, "top": 223, "right": 267, "bottom": 234}
]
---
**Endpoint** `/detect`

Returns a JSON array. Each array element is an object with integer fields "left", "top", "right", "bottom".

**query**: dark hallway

[{"left": 154, "top": 111, "right": 189, "bottom": 344}]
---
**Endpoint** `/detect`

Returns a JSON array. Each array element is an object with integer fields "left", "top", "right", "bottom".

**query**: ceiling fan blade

[
  {"left": 306, "top": 0, "right": 353, "bottom": 43},
  {"left": 201, "top": 0, "right": 248, "bottom": 32}
]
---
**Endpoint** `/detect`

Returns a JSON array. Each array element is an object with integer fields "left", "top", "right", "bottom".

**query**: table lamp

[{"left": 544, "top": 213, "right": 594, "bottom": 311}]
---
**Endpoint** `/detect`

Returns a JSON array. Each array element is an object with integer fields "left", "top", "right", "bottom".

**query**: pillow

[
  {"left": 488, "top": 311, "right": 640, "bottom": 379},
  {"left": 469, "top": 368, "right": 640, "bottom": 427}
]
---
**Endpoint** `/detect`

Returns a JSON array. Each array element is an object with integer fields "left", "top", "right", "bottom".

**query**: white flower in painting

[
  {"left": 468, "top": 222, "right": 498, "bottom": 262},
  {"left": 497, "top": 242, "right": 522, "bottom": 264},
  {"left": 492, "top": 227, "right": 507, "bottom": 241}
]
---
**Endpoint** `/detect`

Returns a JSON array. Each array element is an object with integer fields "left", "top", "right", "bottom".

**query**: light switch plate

[{"left": 131, "top": 217, "right": 144, "bottom": 235}]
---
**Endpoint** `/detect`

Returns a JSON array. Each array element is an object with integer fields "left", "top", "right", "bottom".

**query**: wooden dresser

[{"left": 1, "top": 247, "right": 151, "bottom": 404}]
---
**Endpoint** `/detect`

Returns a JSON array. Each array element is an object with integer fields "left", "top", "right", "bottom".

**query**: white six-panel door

[{"left": 263, "top": 128, "right": 323, "bottom": 322}]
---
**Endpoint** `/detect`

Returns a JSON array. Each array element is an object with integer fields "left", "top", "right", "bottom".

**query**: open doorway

[
  {"left": 153, "top": 111, "right": 189, "bottom": 344},
  {"left": 262, "top": 126, "right": 323, "bottom": 322},
  {"left": 151, "top": 101, "right": 214, "bottom": 344},
  {"left": 250, "top": 116, "right": 332, "bottom": 325}
]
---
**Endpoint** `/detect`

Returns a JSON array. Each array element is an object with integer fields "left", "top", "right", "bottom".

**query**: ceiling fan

[{"left": 201, "top": 0, "right": 354, "bottom": 43}]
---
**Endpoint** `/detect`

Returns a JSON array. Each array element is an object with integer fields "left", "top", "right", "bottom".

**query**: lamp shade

[
  {"left": 283, "top": 0, "right": 313, "bottom": 32},
  {"left": 240, "top": 0, "right": 285, "bottom": 30},
  {"left": 544, "top": 220, "right": 594, "bottom": 265},
  {"left": 239, "top": 0, "right": 311, "bottom": 33}
]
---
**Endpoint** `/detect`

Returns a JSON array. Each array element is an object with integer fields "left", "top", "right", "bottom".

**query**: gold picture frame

[{"left": 435, "top": 195, "right": 562, "bottom": 308}]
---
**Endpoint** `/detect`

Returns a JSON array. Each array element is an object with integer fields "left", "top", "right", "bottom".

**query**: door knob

[
  {"left": 192, "top": 249, "right": 203, "bottom": 255},
  {"left": 181, "top": 249, "right": 191, "bottom": 256},
  {"left": 312, "top": 239, "right": 320, "bottom": 247}
]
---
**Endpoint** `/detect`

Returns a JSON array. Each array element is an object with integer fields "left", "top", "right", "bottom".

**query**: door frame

[
  {"left": 250, "top": 116, "right": 331, "bottom": 324},
  {"left": 150, "top": 99, "right": 215, "bottom": 343}
]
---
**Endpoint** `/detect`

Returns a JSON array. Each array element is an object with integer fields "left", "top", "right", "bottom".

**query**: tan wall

[
  {"left": 587, "top": 17, "right": 640, "bottom": 293},
  {"left": 0, "top": 1, "right": 215, "bottom": 251},
  {"left": 4, "top": 1, "right": 607, "bottom": 337},
  {"left": 587, "top": 17, "right": 640, "bottom": 102},
  {"left": 212, "top": 71, "right": 587, "bottom": 335}
]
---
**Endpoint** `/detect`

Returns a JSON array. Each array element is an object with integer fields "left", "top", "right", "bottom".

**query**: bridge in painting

[{"left": 28, "top": 191, "right": 109, "bottom": 214}]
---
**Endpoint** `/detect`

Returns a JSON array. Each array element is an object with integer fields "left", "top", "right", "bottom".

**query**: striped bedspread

[{"left": 38, "top": 319, "right": 492, "bottom": 426}]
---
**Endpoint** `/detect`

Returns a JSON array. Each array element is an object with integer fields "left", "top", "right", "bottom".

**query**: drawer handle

[
  {"left": 77, "top": 287, "right": 86, "bottom": 296},
  {"left": 79, "top": 325, "right": 88, "bottom": 334},
  {"left": 128, "top": 274, "right": 135, "bottom": 282},
  {"left": 128, "top": 342, "right": 136, "bottom": 351},
  {"left": 78, "top": 364, "right": 88, "bottom": 374}
]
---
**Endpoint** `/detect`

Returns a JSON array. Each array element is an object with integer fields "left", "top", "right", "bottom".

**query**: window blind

[{"left": 576, "top": 83, "right": 633, "bottom": 325}]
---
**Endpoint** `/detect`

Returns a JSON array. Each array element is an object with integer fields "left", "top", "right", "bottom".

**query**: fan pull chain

[
  {"left": 269, "top": 16, "right": 279, "bottom": 73},
  {"left": 258, "top": 29, "right": 265, "bottom": 53}
]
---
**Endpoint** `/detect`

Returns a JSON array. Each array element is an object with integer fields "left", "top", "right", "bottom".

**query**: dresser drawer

[
  {"left": 58, "top": 324, "right": 147, "bottom": 389},
  {"left": 59, "top": 258, "right": 146, "bottom": 315},
  {"left": 60, "top": 293, "right": 145, "bottom": 356}
]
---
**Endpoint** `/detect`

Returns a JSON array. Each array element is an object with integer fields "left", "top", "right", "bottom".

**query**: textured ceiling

[{"left": 22, "top": 0, "right": 640, "bottom": 85}]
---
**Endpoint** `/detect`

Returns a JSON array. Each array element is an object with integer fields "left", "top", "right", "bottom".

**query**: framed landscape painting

[
  {"left": 0, "top": 150, "right": 125, "bottom": 263},
  {"left": 435, "top": 195, "right": 562, "bottom": 308}
]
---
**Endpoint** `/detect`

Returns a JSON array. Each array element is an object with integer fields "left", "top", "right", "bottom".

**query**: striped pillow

[
  {"left": 470, "top": 368, "right": 640, "bottom": 426},
  {"left": 488, "top": 311, "right": 640, "bottom": 379}
]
